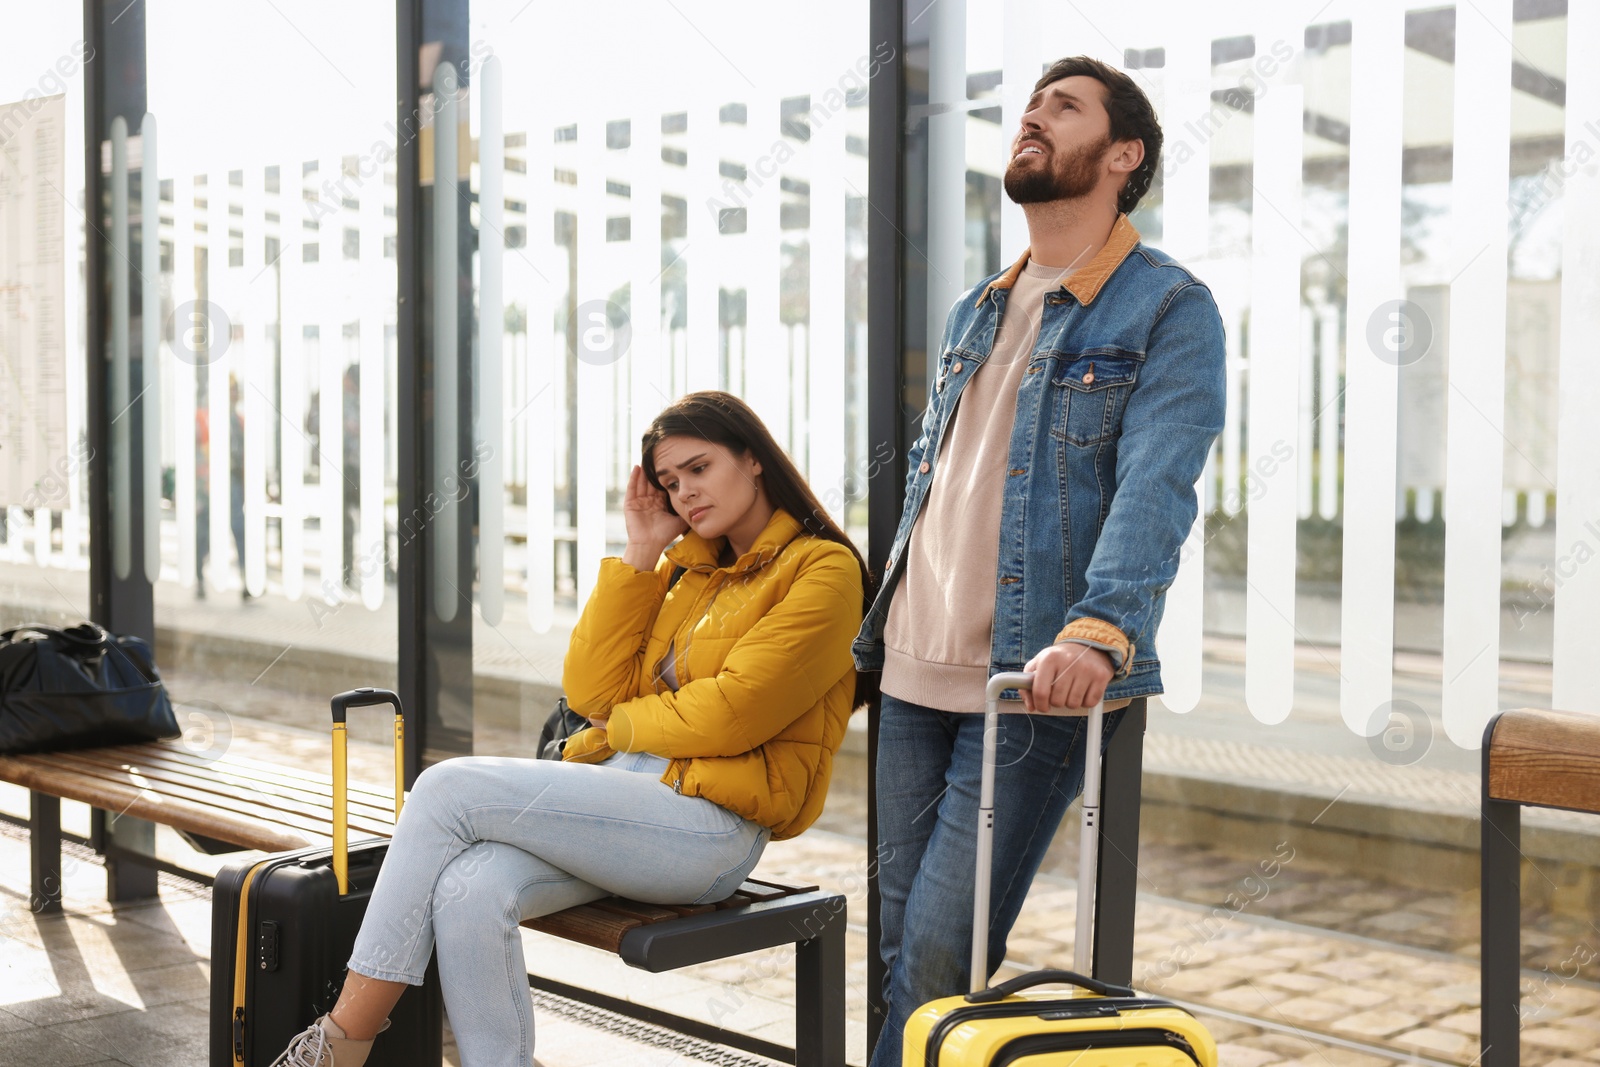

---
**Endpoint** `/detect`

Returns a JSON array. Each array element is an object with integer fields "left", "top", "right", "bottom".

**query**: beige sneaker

[{"left": 269, "top": 1014, "right": 389, "bottom": 1067}]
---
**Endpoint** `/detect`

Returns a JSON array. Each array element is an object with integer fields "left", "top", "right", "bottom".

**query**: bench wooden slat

[
  {"left": 587, "top": 899, "right": 685, "bottom": 923},
  {"left": 84, "top": 740, "right": 393, "bottom": 796},
  {"left": 0, "top": 752, "right": 394, "bottom": 849},
  {"left": 0, "top": 756, "right": 315, "bottom": 853},
  {"left": 68, "top": 742, "right": 400, "bottom": 809},
  {"left": 523, "top": 904, "right": 646, "bottom": 953},
  {"left": 740, "top": 877, "right": 819, "bottom": 899},
  {"left": 1488, "top": 708, "right": 1600, "bottom": 814},
  {"left": 50, "top": 747, "right": 400, "bottom": 827},
  {"left": 521, "top": 880, "right": 821, "bottom": 952}
]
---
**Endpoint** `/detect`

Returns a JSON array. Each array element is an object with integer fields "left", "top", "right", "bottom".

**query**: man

[{"left": 853, "top": 56, "right": 1226, "bottom": 1066}]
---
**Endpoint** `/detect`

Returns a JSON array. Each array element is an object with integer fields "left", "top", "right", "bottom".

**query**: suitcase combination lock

[{"left": 257, "top": 920, "right": 280, "bottom": 972}]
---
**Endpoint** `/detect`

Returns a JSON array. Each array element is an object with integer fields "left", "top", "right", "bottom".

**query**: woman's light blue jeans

[{"left": 346, "top": 750, "right": 770, "bottom": 1067}]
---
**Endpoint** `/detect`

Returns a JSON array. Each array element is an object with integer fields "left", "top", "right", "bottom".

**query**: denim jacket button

[
  {"left": 952, "top": 361, "right": 964, "bottom": 373},
  {"left": 918, "top": 461, "right": 931, "bottom": 474}
]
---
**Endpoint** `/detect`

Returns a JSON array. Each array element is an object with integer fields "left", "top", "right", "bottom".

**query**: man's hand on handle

[{"left": 1020, "top": 642, "right": 1113, "bottom": 713}]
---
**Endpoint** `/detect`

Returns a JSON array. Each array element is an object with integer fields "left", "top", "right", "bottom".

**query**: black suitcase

[{"left": 209, "top": 688, "right": 443, "bottom": 1066}]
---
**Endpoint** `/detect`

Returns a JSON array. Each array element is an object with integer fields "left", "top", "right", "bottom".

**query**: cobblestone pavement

[{"left": 742, "top": 828, "right": 1600, "bottom": 1067}]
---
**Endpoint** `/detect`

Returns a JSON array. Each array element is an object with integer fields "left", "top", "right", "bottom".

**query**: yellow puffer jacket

[{"left": 560, "top": 508, "right": 863, "bottom": 840}]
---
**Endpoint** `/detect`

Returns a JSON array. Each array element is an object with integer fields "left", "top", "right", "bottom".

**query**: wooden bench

[
  {"left": 0, "top": 739, "right": 846, "bottom": 1067},
  {"left": 1481, "top": 708, "right": 1600, "bottom": 1067}
]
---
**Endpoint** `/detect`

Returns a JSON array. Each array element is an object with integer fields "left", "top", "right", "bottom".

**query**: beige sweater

[
  {"left": 883, "top": 260, "right": 1059, "bottom": 712},
  {"left": 882, "top": 258, "right": 1134, "bottom": 715}
]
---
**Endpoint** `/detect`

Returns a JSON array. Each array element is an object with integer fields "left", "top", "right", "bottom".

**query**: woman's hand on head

[{"left": 623, "top": 464, "right": 689, "bottom": 559}]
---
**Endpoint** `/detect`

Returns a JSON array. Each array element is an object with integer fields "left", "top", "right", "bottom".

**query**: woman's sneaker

[{"left": 269, "top": 1014, "right": 388, "bottom": 1067}]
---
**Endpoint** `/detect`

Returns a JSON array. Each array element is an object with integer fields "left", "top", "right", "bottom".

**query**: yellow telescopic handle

[
  {"left": 333, "top": 722, "right": 350, "bottom": 895},
  {"left": 393, "top": 713, "right": 405, "bottom": 822},
  {"left": 330, "top": 688, "right": 407, "bottom": 897}
]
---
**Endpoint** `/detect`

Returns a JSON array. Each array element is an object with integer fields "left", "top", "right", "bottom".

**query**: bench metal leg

[
  {"left": 1094, "top": 699, "right": 1145, "bottom": 986},
  {"left": 94, "top": 808, "right": 160, "bottom": 902},
  {"left": 795, "top": 910, "right": 846, "bottom": 1067},
  {"left": 1482, "top": 795, "right": 1522, "bottom": 1067},
  {"left": 29, "top": 791, "right": 63, "bottom": 914}
]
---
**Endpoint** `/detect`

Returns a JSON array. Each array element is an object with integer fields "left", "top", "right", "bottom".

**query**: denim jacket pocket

[{"left": 1050, "top": 353, "right": 1140, "bottom": 446}]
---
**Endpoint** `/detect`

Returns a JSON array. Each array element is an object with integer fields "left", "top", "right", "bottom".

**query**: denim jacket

[{"left": 852, "top": 217, "right": 1226, "bottom": 701}]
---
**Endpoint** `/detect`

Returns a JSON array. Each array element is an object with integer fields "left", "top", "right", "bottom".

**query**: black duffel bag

[{"left": 0, "top": 623, "right": 179, "bottom": 754}]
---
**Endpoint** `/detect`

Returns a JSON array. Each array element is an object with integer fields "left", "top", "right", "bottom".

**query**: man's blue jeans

[{"left": 870, "top": 692, "right": 1121, "bottom": 1067}]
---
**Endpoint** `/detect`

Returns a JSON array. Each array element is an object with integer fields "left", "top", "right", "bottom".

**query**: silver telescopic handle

[
  {"left": 1076, "top": 699, "right": 1104, "bottom": 975},
  {"left": 974, "top": 671, "right": 1034, "bottom": 994},
  {"left": 973, "top": 672, "right": 1105, "bottom": 994}
]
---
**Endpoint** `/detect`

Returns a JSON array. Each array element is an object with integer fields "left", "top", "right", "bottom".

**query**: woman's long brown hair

[{"left": 641, "top": 390, "right": 878, "bottom": 707}]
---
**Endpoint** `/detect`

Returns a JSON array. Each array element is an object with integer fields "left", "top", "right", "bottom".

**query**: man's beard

[{"left": 1003, "top": 133, "right": 1112, "bottom": 205}]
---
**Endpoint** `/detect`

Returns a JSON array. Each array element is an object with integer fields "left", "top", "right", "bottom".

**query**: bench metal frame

[
  {"left": 528, "top": 888, "right": 847, "bottom": 1067},
  {"left": 1479, "top": 708, "right": 1600, "bottom": 1067}
]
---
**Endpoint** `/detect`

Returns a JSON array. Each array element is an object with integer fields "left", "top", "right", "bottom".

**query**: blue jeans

[
  {"left": 869, "top": 693, "right": 1121, "bottom": 1067},
  {"left": 347, "top": 751, "right": 769, "bottom": 1067}
]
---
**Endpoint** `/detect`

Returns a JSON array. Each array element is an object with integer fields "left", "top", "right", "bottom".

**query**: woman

[{"left": 273, "top": 391, "right": 870, "bottom": 1067}]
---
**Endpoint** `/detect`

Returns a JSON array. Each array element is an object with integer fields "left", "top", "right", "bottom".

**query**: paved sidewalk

[{"left": 6, "top": 563, "right": 1600, "bottom": 1065}]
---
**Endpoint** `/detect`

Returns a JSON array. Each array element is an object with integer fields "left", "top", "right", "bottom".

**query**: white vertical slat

[
  {"left": 1298, "top": 306, "right": 1315, "bottom": 521},
  {"left": 790, "top": 322, "right": 808, "bottom": 465},
  {"left": 1000, "top": 0, "right": 1041, "bottom": 266},
  {"left": 207, "top": 169, "right": 232, "bottom": 593},
  {"left": 631, "top": 108, "right": 664, "bottom": 448},
  {"left": 1153, "top": 20, "right": 1211, "bottom": 716},
  {"left": 686, "top": 99, "right": 722, "bottom": 392},
  {"left": 1340, "top": 0, "right": 1405, "bottom": 737},
  {"left": 431, "top": 67, "right": 462, "bottom": 621},
  {"left": 4, "top": 510, "right": 22, "bottom": 563},
  {"left": 574, "top": 107, "right": 609, "bottom": 608},
  {"left": 1441, "top": 0, "right": 1513, "bottom": 748},
  {"left": 672, "top": 325, "right": 687, "bottom": 395},
  {"left": 809, "top": 39, "right": 849, "bottom": 520},
  {"left": 140, "top": 114, "right": 160, "bottom": 584},
  {"left": 241, "top": 166, "right": 267, "bottom": 597},
  {"left": 33, "top": 506, "right": 49, "bottom": 567},
  {"left": 1416, "top": 488, "right": 1434, "bottom": 524},
  {"left": 1244, "top": 14, "right": 1304, "bottom": 726},
  {"left": 110, "top": 117, "right": 131, "bottom": 580},
  {"left": 1526, "top": 491, "right": 1546, "bottom": 529},
  {"left": 320, "top": 159, "right": 345, "bottom": 604},
  {"left": 1502, "top": 489, "right": 1519, "bottom": 528},
  {"left": 1316, "top": 307, "right": 1339, "bottom": 520},
  {"left": 744, "top": 95, "right": 784, "bottom": 440},
  {"left": 925, "top": 0, "right": 967, "bottom": 388},
  {"left": 525, "top": 107, "right": 556, "bottom": 633},
  {"left": 726, "top": 325, "right": 744, "bottom": 393},
  {"left": 1221, "top": 314, "right": 1244, "bottom": 516},
  {"left": 359, "top": 143, "right": 388, "bottom": 613},
  {"left": 479, "top": 55, "right": 505, "bottom": 625},
  {"left": 172, "top": 176, "right": 196, "bottom": 588},
  {"left": 278, "top": 161, "right": 304, "bottom": 601},
  {"left": 61, "top": 77, "right": 86, "bottom": 566},
  {"left": 1552, "top": 9, "right": 1600, "bottom": 711}
]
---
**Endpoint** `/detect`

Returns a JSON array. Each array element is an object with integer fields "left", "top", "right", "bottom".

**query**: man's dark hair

[{"left": 1034, "top": 56, "right": 1162, "bottom": 216}]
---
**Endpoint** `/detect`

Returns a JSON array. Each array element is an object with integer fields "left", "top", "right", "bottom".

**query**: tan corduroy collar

[{"left": 976, "top": 213, "right": 1142, "bottom": 308}]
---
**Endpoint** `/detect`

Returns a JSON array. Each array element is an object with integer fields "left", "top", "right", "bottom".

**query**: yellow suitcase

[{"left": 901, "top": 673, "right": 1218, "bottom": 1067}]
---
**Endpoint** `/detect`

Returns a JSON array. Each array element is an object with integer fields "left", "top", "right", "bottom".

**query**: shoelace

[{"left": 270, "top": 1021, "right": 331, "bottom": 1067}]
